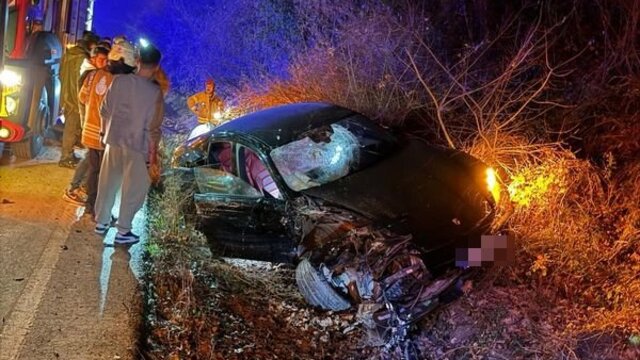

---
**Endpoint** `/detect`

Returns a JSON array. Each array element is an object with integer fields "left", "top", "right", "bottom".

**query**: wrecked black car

[{"left": 171, "top": 102, "right": 497, "bottom": 345}]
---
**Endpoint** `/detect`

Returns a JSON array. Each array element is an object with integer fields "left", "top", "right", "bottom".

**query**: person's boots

[{"left": 58, "top": 154, "right": 80, "bottom": 168}]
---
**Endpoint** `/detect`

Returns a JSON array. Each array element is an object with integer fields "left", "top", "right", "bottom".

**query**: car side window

[
  {"left": 240, "top": 146, "right": 282, "bottom": 200},
  {"left": 193, "top": 141, "right": 262, "bottom": 198},
  {"left": 207, "top": 141, "right": 235, "bottom": 174}
]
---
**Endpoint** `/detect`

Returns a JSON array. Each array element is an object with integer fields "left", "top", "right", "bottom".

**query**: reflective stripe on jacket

[{"left": 79, "top": 69, "right": 114, "bottom": 150}]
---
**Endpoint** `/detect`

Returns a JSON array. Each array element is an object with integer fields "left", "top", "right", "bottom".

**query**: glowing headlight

[
  {"left": 0, "top": 69, "right": 22, "bottom": 87},
  {"left": 213, "top": 111, "right": 223, "bottom": 120},
  {"left": 0, "top": 127, "right": 11, "bottom": 139},
  {"left": 486, "top": 167, "right": 500, "bottom": 201},
  {"left": 5, "top": 96, "right": 17, "bottom": 114}
]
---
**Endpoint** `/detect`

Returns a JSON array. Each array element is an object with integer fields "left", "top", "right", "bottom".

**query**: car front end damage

[
  {"left": 287, "top": 197, "right": 473, "bottom": 351},
  {"left": 171, "top": 102, "right": 504, "bottom": 352},
  {"left": 280, "top": 138, "right": 501, "bottom": 350}
]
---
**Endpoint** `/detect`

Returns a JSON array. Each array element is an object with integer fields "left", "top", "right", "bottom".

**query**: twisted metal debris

[{"left": 289, "top": 197, "right": 463, "bottom": 352}]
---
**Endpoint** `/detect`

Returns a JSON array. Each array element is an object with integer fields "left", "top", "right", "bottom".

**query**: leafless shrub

[
  {"left": 234, "top": 0, "right": 427, "bottom": 126},
  {"left": 135, "top": 0, "right": 298, "bottom": 95},
  {"left": 562, "top": 0, "right": 640, "bottom": 162}
]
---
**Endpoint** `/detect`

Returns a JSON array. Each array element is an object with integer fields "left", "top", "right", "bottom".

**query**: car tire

[
  {"left": 12, "top": 133, "right": 44, "bottom": 159},
  {"left": 295, "top": 258, "right": 351, "bottom": 311},
  {"left": 12, "top": 87, "right": 50, "bottom": 159}
]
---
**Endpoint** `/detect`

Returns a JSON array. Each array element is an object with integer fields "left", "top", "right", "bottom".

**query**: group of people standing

[{"left": 59, "top": 31, "right": 166, "bottom": 245}]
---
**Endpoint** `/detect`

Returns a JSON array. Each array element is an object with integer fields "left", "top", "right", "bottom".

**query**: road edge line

[{"left": 0, "top": 204, "right": 78, "bottom": 360}]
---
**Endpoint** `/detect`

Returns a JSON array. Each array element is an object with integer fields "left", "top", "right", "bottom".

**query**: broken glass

[
  {"left": 270, "top": 115, "right": 397, "bottom": 191},
  {"left": 194, "top": 167, "right": 261, "bottom": 197}
]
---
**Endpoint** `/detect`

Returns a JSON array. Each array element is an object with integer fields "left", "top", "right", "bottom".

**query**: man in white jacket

[{"left": 94, "top": 44, "right": 164, "bottom": 245}]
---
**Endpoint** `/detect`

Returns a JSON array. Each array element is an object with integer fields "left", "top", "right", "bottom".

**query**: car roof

[{"left": 212, "top": 102, "right": 357, "bottom": 148}]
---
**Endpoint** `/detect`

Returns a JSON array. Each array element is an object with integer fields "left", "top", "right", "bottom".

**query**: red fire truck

[{"left": 0, "top": 0, "right": 94, "bottom": 159}]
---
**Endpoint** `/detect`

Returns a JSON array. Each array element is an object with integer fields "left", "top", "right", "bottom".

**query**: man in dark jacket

[{"left": 58, "top": 32, "right": 99, "bottom": 168}]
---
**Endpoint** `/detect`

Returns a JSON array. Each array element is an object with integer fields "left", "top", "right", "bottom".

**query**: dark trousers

[
  {"left": 86, "top": 148, "right": 104, "bottom": 211},
  {"left": 61, "top": 109, "right": 81, "bottom": 159},
  {"left": 69, "top": 155, "right": 89, "bottom": 189}
]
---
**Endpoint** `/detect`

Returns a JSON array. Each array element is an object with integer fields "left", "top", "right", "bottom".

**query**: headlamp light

[
  {"left": 486, "top": 167, "right": 500, "bottom": 201},
  {"left": 0, "top": 69, "right": 22, "bottom": 87}
]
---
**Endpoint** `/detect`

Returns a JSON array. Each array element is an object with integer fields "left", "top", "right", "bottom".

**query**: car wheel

[
  {"left": 12, "top": 131, "right": 44, "bottom": 160},
  {"left": 295, "top": 258, "right": 351, "bottom": 311},
  {"left": 12, "top": 87, "right": 50, "bottom": 159},
  {"left": 295, "top": 222, "right": 465, "bottom": 346}
]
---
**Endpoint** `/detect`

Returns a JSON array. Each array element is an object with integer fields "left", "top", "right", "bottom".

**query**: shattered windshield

[{"left": 270, "top": 114, "right": 396, "bottom": 191}]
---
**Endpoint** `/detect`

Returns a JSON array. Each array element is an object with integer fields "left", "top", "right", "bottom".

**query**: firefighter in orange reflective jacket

[{"left": 187, "top": 78, "right": 225, "bottom": 125}]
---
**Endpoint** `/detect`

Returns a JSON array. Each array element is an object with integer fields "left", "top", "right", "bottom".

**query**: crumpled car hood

[{"left": 300, "top": 140, "right": 494, "bottom": 263}]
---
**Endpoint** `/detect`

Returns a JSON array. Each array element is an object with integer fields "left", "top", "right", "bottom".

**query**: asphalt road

[{"left": 0, "top": 147, "right": 145, "bottom": 360}]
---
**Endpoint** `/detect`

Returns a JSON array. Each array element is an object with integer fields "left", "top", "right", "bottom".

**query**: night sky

[
  {"left": 91, "top": 0, "right": 296, "bottom": 93},
  {"left": 93, "top": 0, "right": 160, "bottom": 41}
]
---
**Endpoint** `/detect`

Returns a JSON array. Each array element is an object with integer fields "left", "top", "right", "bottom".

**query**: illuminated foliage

[{"left": 507, "top": 164, "right": 567, "bottom": 207}]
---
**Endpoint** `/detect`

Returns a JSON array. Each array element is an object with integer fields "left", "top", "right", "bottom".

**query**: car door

[{"left": 193, "top": 140, "right": 295, "bottom": 263}]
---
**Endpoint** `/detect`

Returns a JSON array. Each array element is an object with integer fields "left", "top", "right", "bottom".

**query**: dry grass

[
  {"left": 233, "top": 1, "right": 426, "bottom": 126},
  {"left": 473, "top": 137, "right": 640, "bottom": 333},
  {"left": 146, "top": 172, "right": 300, "bottom": 301},
  {"left": 142, "top": 171, "right": 318, "bottom": 359},
  {"left": 456, "top": 23, "right": 640, "bottom": 336}
]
